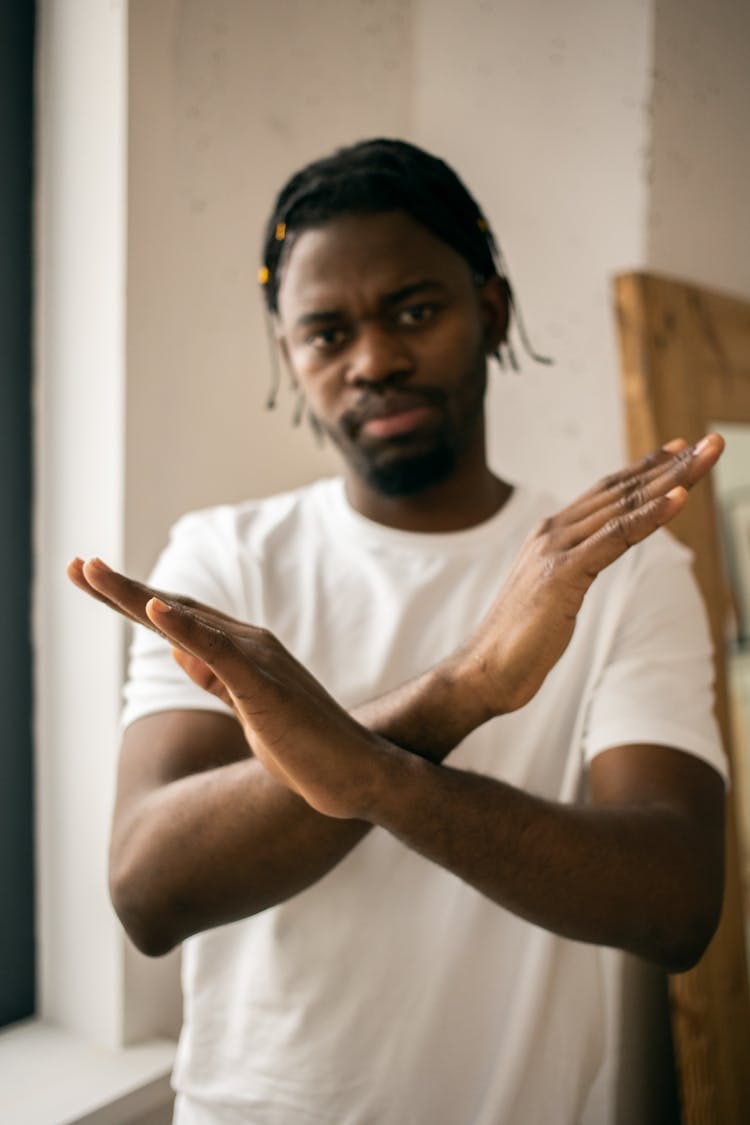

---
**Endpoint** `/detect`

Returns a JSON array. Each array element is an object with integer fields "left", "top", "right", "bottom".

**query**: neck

[{"left": 343, "top": 437, "right": 513, "bottom": 533}]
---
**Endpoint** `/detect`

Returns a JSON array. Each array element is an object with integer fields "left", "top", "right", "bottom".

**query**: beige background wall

[
  {"left": 125, "top": 0, "right": 750, "bottom": 582},
  {"left": 125, "top": 0, "right": 411, "bottom": 575},
  {"left": 125, "top": 0, "right": 657, "bottom": 577},
  {"left": 647, "top": 0, "right": 750, "bottom": 297},
  {"left": 411, "top": 0, "right": 653, "bottom": 500}
]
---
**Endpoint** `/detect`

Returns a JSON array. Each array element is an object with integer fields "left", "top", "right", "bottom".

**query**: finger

[
  {"left": 554, "top": 434, "right": 722, "bottom": 529},
  {"left": 81, "top": 558, "right": 246, "bottom": 634},
  {"left": 661, "top": 438, "right": 690, "bottom": 454},
  {"left": 548, "top": 453, "right": 677, "bottom": 529},
  {"left": 67, "top": 557, "right": 144, "bottom": 627},
  {"left": 80, "top": 558, "right": 177, "bottom": 633},
  {"left": 570, "top": 485, "right": 689, "bottom": 577},
  {"left": 558, "top": 433, "right": 724, "bottom": 549},
  {"left": 566, "top": 441, "right": 685, "bottom": 509},
  {"left": 614, "top": 433, "right": 723, "bottom": 509},
  {"left": 171, "top": 646, "right": 235, "bottom": 707},
  {"left": 612, "top": 433, "right": 722, "bottom": 496},
  {"left": 73, "top": 558, "right": 206, "bottom": 636},
  {"left": 146, "top": 598, "right": 246, "bottom": 683}
]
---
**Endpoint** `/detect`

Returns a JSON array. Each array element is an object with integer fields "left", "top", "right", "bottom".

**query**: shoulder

[
  {"left": 142, "top": 478, "right": 341, "bottom": 615},
  {"left": 167, "top": 477, "right": 343, "bottom": 557}
]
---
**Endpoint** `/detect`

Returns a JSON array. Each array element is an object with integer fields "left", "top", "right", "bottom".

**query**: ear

[{"left": 477, "top": 274, "right": 511, "bottom": 354}]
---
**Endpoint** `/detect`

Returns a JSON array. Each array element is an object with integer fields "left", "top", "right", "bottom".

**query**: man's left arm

[
  {"left": 350, "top": 737, "right": 725, "bottom": 974},
  {"left": 349, "top": 476, "right": 726, "bottom": 974}
]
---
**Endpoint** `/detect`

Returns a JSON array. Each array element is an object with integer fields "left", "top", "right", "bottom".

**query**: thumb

[{"left": 171, "top": 645, "right": 234, "bottom": 708}]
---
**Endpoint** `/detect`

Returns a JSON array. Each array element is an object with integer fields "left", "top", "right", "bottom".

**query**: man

[{"left": 69, "top": 139, "right": 727, "bottom": 1124}]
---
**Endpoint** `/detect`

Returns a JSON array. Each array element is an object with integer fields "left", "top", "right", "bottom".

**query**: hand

[
  {"left": 453, "top": 433, "right": 724, "bottom": 716},
  {"left": 68, "top": 558, "right": 239, "bottom": 709},
  {"left": 68, "top": 559, "right": 382, "bottom": 818}
]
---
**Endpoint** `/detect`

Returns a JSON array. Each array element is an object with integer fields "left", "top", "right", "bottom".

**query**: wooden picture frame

[{"left": 613, "top": 271, "right": 750, "bottom": 1123}]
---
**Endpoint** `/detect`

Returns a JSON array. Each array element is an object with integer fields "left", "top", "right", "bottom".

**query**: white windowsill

[{"left": 0, "top": 1020, "right": 176, "bottom": 1125}]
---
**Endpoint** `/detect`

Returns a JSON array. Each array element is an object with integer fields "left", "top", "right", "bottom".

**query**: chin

[{"left": 360, "top": 446, "right": 457, "bottom": 497}]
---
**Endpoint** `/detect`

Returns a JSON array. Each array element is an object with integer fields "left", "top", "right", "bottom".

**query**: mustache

[{"left": 341, "top": 386, "right": 447, "bottom": 437}]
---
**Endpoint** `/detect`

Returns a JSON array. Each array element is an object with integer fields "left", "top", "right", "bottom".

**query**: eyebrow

[{"left": 293, "top": 279, "right": 448, "bottom": 329}]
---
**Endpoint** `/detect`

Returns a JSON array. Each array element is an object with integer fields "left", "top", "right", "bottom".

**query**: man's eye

[
  {"left": 395, "top": 304, "right": 437, "bottom": 328},
  {"left": 307, "top": 327, "right": 348, "bottom": 350}
]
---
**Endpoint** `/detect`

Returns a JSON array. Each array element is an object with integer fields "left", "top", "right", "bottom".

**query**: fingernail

[
  {"left": 662, "top": 439, "right": 685, "bottom": 453},
  {"left": 149, "top": 597, "right": 172, "bottom": 613},
  {"left": 693, "top": 436, "right": 711, "bottom": 454},
  {"left": 90, "top": 557, "right": 112, "bottom": 570}
]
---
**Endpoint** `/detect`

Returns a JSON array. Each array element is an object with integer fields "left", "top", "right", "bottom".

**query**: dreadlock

[
  {"left": 258, "top": 138, "right": 550, "bottom": 412},
  {"left": 259, "top": 138, "right": 504, "bottom": 313}
]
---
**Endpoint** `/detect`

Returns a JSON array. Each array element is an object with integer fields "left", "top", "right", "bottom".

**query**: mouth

[
  {"left": 347, "top": 393, "right": 443, "bottom": 441},
  {"left": 360, "top": 405, "right": 438, "bottom": 438}
]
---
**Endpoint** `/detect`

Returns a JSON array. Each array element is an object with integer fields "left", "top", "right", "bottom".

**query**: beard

[
  {"left": 352, "top": 440, "right": 458, "bottom": 497},
  {"left": 313, "top": 363, "right": 487, "bottom": 498}
]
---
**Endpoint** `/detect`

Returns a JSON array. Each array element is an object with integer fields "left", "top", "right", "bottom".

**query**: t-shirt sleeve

[
  {"left": 582, "top": 532, "right": 728, "bottom": 783},
  {"left": 121, "top": 509, "right": 240, "bottom": 729}
]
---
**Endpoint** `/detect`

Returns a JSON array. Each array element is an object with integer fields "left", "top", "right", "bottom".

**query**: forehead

[{"left": 276, "top": 211, "right": 475, "bottom": 323}]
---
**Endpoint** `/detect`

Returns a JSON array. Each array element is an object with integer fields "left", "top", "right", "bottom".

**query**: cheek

[
  {"left": 289, "top": 362, "right": 338, "bottom": 419},
  {"left": 424, "top": 313, "right": 485, "bottom": 372},
  {"left": 284, "top": 345, "right": 332, "bottom": 398}
]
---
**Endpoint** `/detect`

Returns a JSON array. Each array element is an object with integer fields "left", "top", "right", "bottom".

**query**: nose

[{"left": 344, "top": 322, "right": 414, "bottom": 387}]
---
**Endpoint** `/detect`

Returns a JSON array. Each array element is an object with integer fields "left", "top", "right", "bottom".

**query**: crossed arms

[{"left": 68, "top": 437, "right": 726, "bottom": 970}]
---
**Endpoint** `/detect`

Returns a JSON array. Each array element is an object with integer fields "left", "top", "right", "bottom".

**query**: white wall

[
  {"left": 125, "top": 0, "right": 413, "bottom": 577},
  {"left": 411, "top": 0, "right": 654, "bottom": 497},
  {"left": 35, "top": 0, "right": 128, "bottom": 1045},
  {"left": 647, "top": 0, "right": 750, "bottom": 301}
]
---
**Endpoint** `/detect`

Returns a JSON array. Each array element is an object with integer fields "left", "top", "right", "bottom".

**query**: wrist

[
  {"left": 440, "top": 646, "right": 503, "bottom": 727},
  {"left": 408, "top": 657, "right": 496, "bottom": 757},
  {"left": 354, "top": 658, "right": 491, "bottom": 765},
  {"left": 358, "top": 736, "right": 429, "bottom": 825}
]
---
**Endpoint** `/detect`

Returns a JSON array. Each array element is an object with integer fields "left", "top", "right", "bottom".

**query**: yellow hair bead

[
  {"left": 275, "top": 222, "right": 286, "bottom": 241},
  {"left": 258, "top": 266, "right": 270, "bottom": 285}
]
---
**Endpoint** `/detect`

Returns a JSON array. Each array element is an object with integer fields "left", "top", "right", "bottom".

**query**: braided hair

[{"left": 259, "top": 138, "right": 505, "bottom": 313}]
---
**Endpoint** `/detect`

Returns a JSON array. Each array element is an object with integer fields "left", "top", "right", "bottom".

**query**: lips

[
  {"left": 346, "top": 393, "right": 444, "bottom": 440},
  {"left": 361, "top": 405, "right": 438, "bottom": 438}
]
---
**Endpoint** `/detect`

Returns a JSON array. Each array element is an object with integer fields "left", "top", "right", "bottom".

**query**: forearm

[
  {"left": 359, "top": 747, "right": 722, "bottom": 971},
  {"left": 112, "top": 659, "right": 484, "bottom": 954},
  {"left": 353, "top": 651, "right": 490, "bottom": 758},
  {"left": 111, "top": 754, "right": 369, "bottom": 954}
]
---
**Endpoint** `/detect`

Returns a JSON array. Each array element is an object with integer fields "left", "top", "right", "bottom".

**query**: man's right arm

[
  {"left": 110, "top": 711, "right": 370, "bottom": 955},
  {"left": 109, "top": 656, "right": 474, "bottom": 956}
]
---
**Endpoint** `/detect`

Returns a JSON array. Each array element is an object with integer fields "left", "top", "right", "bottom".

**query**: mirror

[{"left": 614, "top": 271, "right": 750, "bottom": 1123}]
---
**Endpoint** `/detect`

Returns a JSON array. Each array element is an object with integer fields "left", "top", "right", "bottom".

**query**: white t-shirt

[{"left": 123, "top": 478, "right": 726, "bottom": 1125}]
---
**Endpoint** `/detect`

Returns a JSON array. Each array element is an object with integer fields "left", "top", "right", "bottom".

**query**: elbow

[
  {"left": 661, "top": 937, "right": 711, "bottom": 976},
  {"left": 661, "top": 934, "right": 715, "bottom": 976},
  {"left": 649, "top": 809, "right": 726, "bottom": 974},
  {"left": 109, "top": 850, "right": 182, "bottom": 958},
  {"left": 654, "top": 871, "right": 724, "bottom": 975},
  {"left": 662, "top": 902, "right": 722, "bottom": 975}
]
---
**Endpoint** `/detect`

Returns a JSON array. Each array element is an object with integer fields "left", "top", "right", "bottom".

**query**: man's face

[{"left": 276, "top": 211, "right": 506, "bottom": 497}]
